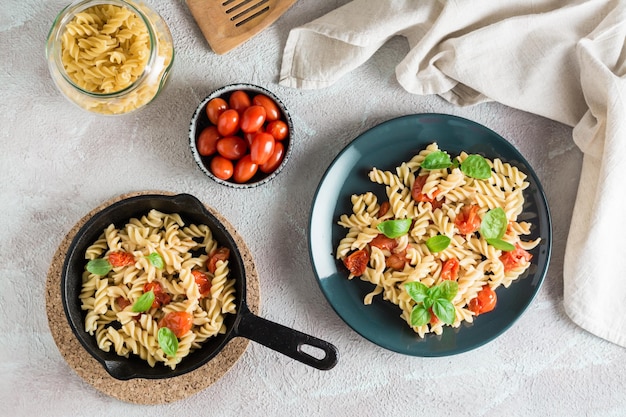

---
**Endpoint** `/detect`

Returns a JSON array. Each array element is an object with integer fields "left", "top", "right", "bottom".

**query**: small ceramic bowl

[{"left": 189, "top": 83, "right": 293, "bottom": 188}]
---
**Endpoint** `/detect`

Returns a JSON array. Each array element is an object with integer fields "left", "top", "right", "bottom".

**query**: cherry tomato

[
  {"left": 265, "top": 120, "right": 289, "bottom": 141},
  {"left": 240, "top": 105, "right": 267, "bottom": 133},
  {"left": 207, "top": 247, "right": 230, "bottom": 273},
  {"left": 369, "top": 234, "right": 398, "bottom": 251},
  {"left": 259, "top": 141, "right": 285, "bottom": 174},
  {"left": 499, "top": 243, "right": 533, "bottom": 272},
  {"left": 411, "top": 175, "right": 442, "bottom": 208},
  {"left": 233, "top": 154, "right": 259, "bottom": 183},
  {"left": 378, "top": 201, "right": 390, "bottom": 218},
  {"left": 386, "top": 252, "right": 406, "bottom": 270},
  {"left": 116, "top": 296, "right": 131, "bottom": 310},
  {"left": 217, "top": 109, "right": 240, "bottom": 136},
  {"left": 468, "top": 285, "right": 497, "bottom": 316},
  {"left": 455, "top": 204, "right": 481, "bottom": 235},
  {"left": 160, "top": 311, "right": 193, "bottom": 338},
  {"left": 252, "top": 94, "right": 280, "bottom": 121},
  {"left": 441, "top": 258, "right": 459, "bottom": 280},
  {"left": 191, "top": 270, "right": 211, "bottom": 298},
  {"left": 143, "top": 282, "right": 171, "bottom": 308},
  {"left": 250, "top": 132, "right": 275, "bottom": 165},
  {"left": 206, "top": 97, "right": 228, "bottom": 125},
  {"left": 217, "top": 136, "right": 248, "bottom": 160},
  {"left": 229, "top": 90, "right": 251, "bottom": 114},
  {"left": 343, "top": 249, "right": 369, "bottom": 277},
  {"left": 197, "top": 125, "right": 221, "bottom": 156},
  {"left": 210, "top": 155, "right": 234, "bottom": 180},
  {"left": 108, "top": 251, "right": 135, "bottom": 267}
]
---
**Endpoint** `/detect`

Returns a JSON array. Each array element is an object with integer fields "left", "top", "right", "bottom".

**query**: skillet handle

[{"left": 234, "top": 307, "right": 339, "bottom": 370}]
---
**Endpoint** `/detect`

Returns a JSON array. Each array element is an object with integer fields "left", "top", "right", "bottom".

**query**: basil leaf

[
  {"left": 421, "top": 151, "right": 452, "bottom": 170},
  {"left": 377, "top": 218, "right": 412, "bottom": 238},
  {"left": 146, "top": 252, "right": 164, "bottom": 269},
  {"left": 409, "top": 304, "right": 430, "bottom": 327},
  {"left": 86, "top": 259, "right": 112, "bottom": 276},
  {"left": 461, "top": 154, "right": 491, "bottom": 179},
  {"left": 432, "top": 299, "right": 456, "bottom": 325},
  {"left": 158, "top": 327, "right": 179, "bottom": 357},
  {"left": 486, "top": 238, "right": 516, "bottom": 252},
  {"left": 480, "top": 207, "right": 508, "bottom": 240},
  {"left": 132, "top": 290, "right": 155, "bottom": 312},
  {"left": 405, "top": 281, "right": 429, "bottom": 303},
  {"left": 437, "top": 280, "right": 459, "bottom": 301},
  {"left": 426, "top": 235, "right": 451, "bottom": 253}
]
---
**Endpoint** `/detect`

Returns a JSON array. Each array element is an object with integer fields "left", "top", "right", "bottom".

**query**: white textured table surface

[{"left": 2, "top": 1, "right": 624, "bottom": 416}]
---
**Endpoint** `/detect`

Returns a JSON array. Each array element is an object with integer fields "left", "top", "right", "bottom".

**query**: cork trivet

[{"left": 45, "top": 191, "right": 260, "bottom": 404}]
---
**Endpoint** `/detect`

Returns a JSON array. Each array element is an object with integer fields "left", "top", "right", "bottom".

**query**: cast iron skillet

[{"left": 61, "top": 193, "right": 338, "bottom": 380}]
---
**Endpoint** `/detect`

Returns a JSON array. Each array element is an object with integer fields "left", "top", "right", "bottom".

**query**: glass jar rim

[{"left": 46, "top": 0, "right": 157, "bottom": 99}]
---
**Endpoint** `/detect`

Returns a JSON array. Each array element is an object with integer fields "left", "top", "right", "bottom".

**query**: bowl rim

[{"left": 188, "top": 83, "right": 293, "bottom": 188}]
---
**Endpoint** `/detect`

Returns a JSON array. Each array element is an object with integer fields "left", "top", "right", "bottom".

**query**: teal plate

[{"left": 309, "top": 114, "right": 552, "bottom": 356}]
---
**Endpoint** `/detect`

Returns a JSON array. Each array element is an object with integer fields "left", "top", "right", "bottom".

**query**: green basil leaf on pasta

[
  {"left": 432, "top": 299, "right": 456, "bottom": 325},
  {"left": 405, "top": 281, "right": 429, "bottom": 304},
  {"left": 461, "top": 154, "right": 491, "bottom": 179},
  {"left": 86, "top": 258, "right": 112, "bottom": 276},
  {"left": 426, "top": 235, "right": 451, "bottom": 253},
  {"left": 146, "top": 252, "right": 165, "bottom": 269},
  {"left": 132, "top": 290, "right": 155, "bottom": 312},
  {"left": 158, "top": 327, "right": 179, "bottom": 357},
  {"left": 377, "top": 218, "right": 412, "bottom": 238},
  {"left": 409, "top": 304, "right": 431, "bottom": 327},
  {"left": 421, "top": 151, "right": 452, "bottom": 170},
  {"left": 480, "top": 207, "right": 508, "bottom": 240},
  {"left": 437, "top": 280, "right": 458, "bottom": 301},
  {"left": 486, "top": 238, "right": 516, "bottom": 252}
]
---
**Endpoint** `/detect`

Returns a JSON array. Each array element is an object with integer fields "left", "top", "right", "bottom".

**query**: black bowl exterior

[
  {"left": 189, "top": 83, "right": 293, "bottom": 188},
  {"left": 61, "top": 193, "right": 246, "bottom": 380}
]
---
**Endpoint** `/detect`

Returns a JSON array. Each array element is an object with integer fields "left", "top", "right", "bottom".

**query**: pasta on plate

[
  {"left": 81, "top": 209, "right": 236, "bottom": 369},
  {"left": 335, "top": 142, "right": 540, "bottom": 338}
]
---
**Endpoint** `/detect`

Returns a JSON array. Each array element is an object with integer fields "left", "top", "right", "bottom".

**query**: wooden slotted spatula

[{"left": 186, "top": 0, "right": 297, "bottom": 55}]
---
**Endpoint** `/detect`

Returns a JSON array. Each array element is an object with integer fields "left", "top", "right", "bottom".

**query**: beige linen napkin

[{"left": 280, "top": 0, "right": 626, "bottom": 347}]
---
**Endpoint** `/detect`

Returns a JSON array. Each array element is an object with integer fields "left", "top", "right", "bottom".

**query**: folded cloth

[{"left": 280, "top": 0, "right": 626, "bottom": 347}]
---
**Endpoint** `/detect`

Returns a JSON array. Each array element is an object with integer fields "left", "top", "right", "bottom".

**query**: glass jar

[{"left": 46, "top": 0, "right": 174, "bottom": 115}]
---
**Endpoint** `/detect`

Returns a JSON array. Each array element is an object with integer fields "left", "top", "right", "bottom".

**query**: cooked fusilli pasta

[
  {"left": 81, "top": 209, "right": 236, "bottom": 369},
  {"left": 336, "top": 143, "right": 540, "bottom": 337}
]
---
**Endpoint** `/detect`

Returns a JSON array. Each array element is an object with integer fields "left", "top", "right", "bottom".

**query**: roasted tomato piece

[
  {"left": 455, "top": 204, "right": 481, "bottom": 235},
  {"left": 160, "top": 311, "right": 193, "bottom": 338},
  {"left": 499, "top": 243, "right": 533, "bottom": 272},
  {"left": 440, "top": 258, "right": 459, "bottom": 281},
  {"left": 207, "top": 247, "right": 231, "bottom": 273},
  {"left": 468, "top": 285, "right": 497, "bottom": 316},
  {"left": 343, "top": 249, "right": 369, "bottom": 277}
]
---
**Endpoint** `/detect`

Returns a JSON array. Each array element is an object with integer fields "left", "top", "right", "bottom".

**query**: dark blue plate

[{"left": 309, "top": 114, "right": 552, "bottom": 356}]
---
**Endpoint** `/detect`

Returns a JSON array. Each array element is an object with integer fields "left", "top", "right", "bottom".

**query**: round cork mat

[{"left": 45, "top": 191, "right": 260, "bottom": 404}]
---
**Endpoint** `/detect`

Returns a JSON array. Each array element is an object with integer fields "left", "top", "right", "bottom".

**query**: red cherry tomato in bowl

[
  {"left": 217, "top": 109, "right": 240, "bottom": 136},
  {"left": 252, "top": 94, "right": 280, "bottom": 121},
  {"left": 206, "top": 97, "right": 228, "bottom": 125},
  {"left": 240, "top": 105, "right": 266, "bottom": 133},
  {"left": 260, "top": 141, "right": 285, "bottom": 174},
  {"left": 265, "top": 120, "right": 289, "bottom": 141},
  {"left": 233, "top": 154, "right": 259, "bottom": 183},
  {"left": 217, "top": 136, "right": 248, "bottom": 160},
  {"left": 250, "top": 132, "right": 275, "bottom": 165},
  {"left": 229, "top": 90, "right": 251, "bottom": 114},
  {"left": 210, "top": 155, "right": 234, "bottom": 180},
  {"left": 197, "top": 125, "right": 220, "bottom": 157}
]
